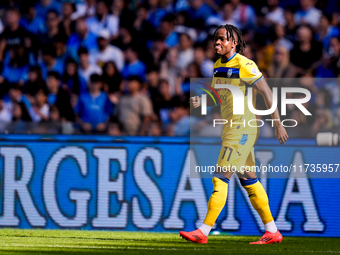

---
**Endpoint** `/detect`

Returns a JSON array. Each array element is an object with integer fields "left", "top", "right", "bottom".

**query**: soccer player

[{"left": 179, "top": 24, "right": 289, "bottom": 244}]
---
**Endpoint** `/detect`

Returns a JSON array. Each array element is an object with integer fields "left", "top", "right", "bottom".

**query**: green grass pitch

[{"left": 0, "top": 229, "right": 338, "bottom": 254}]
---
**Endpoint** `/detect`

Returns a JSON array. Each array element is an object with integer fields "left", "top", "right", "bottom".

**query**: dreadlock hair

[{"left": 212, "top": 24, "right": 246, "bottom": 55}]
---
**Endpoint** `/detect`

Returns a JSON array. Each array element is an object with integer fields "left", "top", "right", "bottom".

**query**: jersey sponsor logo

[
  {"left": 219, "top": 95, "right": 227, "bottom": 102},
  {"left": 246, "top": 62, "right": 253, "bottom": 65},
  {"left": 251, "top": 67, "right": 259, "bottom": 75},
  {"left": 227, "top": 68, "right": 232, "bottom": 78}
]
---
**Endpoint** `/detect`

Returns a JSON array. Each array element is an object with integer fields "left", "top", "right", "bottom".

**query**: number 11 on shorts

[{"left": 222, "top": 147, "right": 233, "bottom": 161}]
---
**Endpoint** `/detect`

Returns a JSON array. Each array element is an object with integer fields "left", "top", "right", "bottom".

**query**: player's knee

[
  {"left": 213, "top": 173, "right": 231, "bottom": 185},
  {"left": 239, "top": 177, "right": 258, "bottom": 187}
]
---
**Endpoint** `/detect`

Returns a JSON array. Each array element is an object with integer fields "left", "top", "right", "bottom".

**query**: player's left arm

[
  {"left": 253, "top": 78, "right": 289, "bottom": 144},
  {"left": 240, "top": 60, "right": 288, "bottom": 144}
]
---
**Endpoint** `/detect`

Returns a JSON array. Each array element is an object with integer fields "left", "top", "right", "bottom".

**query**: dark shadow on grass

[
  {"left": 0, "top": 249, "right": 139, "bottom": 255},
  {"left": 0, "top": 234, "right": 178, "bottom": 243},
  {"left": 0, "top": 234, "right": 251, "bottom": 243}
]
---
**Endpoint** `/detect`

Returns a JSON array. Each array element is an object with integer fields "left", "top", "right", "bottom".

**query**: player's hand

[
  {"left": 190, "top": 96, "right": 200, "bottom": 108},
  {"left": 275, "top": 124, "right": 289, "bottom": 144}
]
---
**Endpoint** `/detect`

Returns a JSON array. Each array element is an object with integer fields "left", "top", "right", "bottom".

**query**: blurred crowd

[{"left": 0, "top": 0, "right": 339, "bottom": 137}]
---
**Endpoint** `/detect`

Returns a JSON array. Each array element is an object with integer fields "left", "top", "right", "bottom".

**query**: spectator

[
  {"left": 290, "top": 25, "right": 323, "bottom": 71},
  {"left": 67, "top": 17, "right": 98, "bottom": 62},
  {"left": 147, "top": 121, "right": 163, "bottom": 136},
  {"left": 206, "top": 2, "right": 238, "bottom": 27},
  {"left": 59, "top": 1, "right": 76, "bottom": 37},
  {"left": 39, "top": 44, "right": 64, "bottom": 80},
  {"left": 160, "top": 47, "right": 180, "bottom": 96},
  {"left": 328, "top": 37, "right": 340, "bottom": 67},
  {"left": 115, "top": 76, "right": 153, "bottom": 135},
  {"left": 186, "top": 0, "right": 214, "bottom": 25},
  {"left": 112, "top": 25, "right": 135, "bottom": 51},
  {"left": 35, "top": 0, "right": 61, "bottom": 20},
  {"left": 325, "top": 73, "right": 340, "bottom": 106},
  {"left": 0, "top": 19, "right": 4, "bottom": 34},
  {"left": 1, "top": 44, "right": 29, "bottom": 86},
  {"left": 272, "top": 24, "right": 293, "bottom": 51},
  {"left": 107, "top": 121, "right": 123, "bottom": 136},
  {"left": 194, "top": 44, "right": 214, "bottom": 77},
  {"left": 315, "top": 53, "right": 338, "bottom": 78},
  {"left": 159, "top": 14, "right": 179, "bottom": 48},
  {"left": 121, "top": 44, "right": 147, "bottom": 81},
  {"left": 46, "top": 71, "right": 74, "bottom": 121},
  {"left": 3, "top": 83, "right": 33, "bottom": 120},
  {"left": 23, "top": 66, "right": 45, "bottom": 99},
  {"left": 311, "top": 108, "right": 333, "bottom": 135},
  {"left": 102, "top": 61, "right": 122, "bottom": 95},
  {"left": 294, "top": 0, "right": 321, "bottom": 28},
  {"left": 307, "top": 87, "right": 331, "bottom": 123},
  {"left": 243, "top": 44, "right": 254, "bottom": 60},
  {"left": 0, "top": 98, "right": 12, "bottom": 123},
  {"left": 176, "top": 62, "right": 202, "bottom": 95},
  {"left": 39, "top": 9, "right": 66, "bottom": 46},
  {"left": 284, "top": 8, "right": 297, "bottom": 42},
  {"left": 111, "top": 0, "right": 135, "bottom": 30},
  {"left": 147, "top": 0, "right": 168, "bottom": 29},
  {"left": 31, "top": 88, "right": 49, "bottom": 122},
  {"left": 53, "top": 34, "right": 70, "bottom": 64},
  {"left": 0, "top": 7, "right": 32, "bottom": 63},
  {"left": 152, "top": 79, "right": 174, "bottom": 126},
  {"left": 78, "top": 47, "right": 102, "bottom": 83},
  {"left": 177, "top": 32, "right": 195, "bottom": 70},
  {"left": 316, "top": 14, "right": 340, "bottom": 51},
  {"left": 146, "top": 66, "right": 160, "bottom": 92},
  {"left": 75, "top": 74, "right": 113, "bottom": 133},
  {"left": 230, "top": 0, "right": 256, "bottom": 29},
  {"left": 12, "top": 101, "right": 32, "bottom": 122},
  {"left": 20, "top": 3, "right": 45, "bottom": 35},
  {"left": 89, "top": 29, "right": 124, "bottom": 71},
  {"left": 167, "top": 98, "right": 191, "bottom": 136},
  {"left": 62, "top": 58, "right": 87, "bottom": 97},
  {"left": 264, "top": 0, "right": 285, "bottom": 26},
  {"left": 86, "top": 0, "right": 119, "bottom": 39},
  {"left": 175, "top": 11, "right": 191, "bottom": 27},
  {"left": 134, "top": 4, "right": 155, "bottom": 47},
  {"left": 149, "top": 36, "right": 167, "bottom": 66},
  {"left": 268, "top": 46, "right": 300, "bottom": 78},
  {"left": 73, "top": 0, "right": 96, "bottom": 19},
  {"left": 48, "top": 104, "right": 60, "bottom": 122}
]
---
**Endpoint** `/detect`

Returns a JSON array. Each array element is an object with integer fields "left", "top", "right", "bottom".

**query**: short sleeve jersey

[{"left": 211, "top": 53, "right": 263, "bottom": 138}]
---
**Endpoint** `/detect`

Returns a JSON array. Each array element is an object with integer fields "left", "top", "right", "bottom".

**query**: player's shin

[
  {"left": 200, "top": 174, "right": 229, "bottom": 236},
  {"left": 241, "top": 178, "right": 278, "bottom": 233}
]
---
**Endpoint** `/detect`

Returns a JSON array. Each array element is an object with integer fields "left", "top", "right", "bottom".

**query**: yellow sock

[
  {"left": 241, "top": 178, "right": 274, "bottom": 224},
  {"left": 203, "top": 175, "right": 229, "bottom": 227}
]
